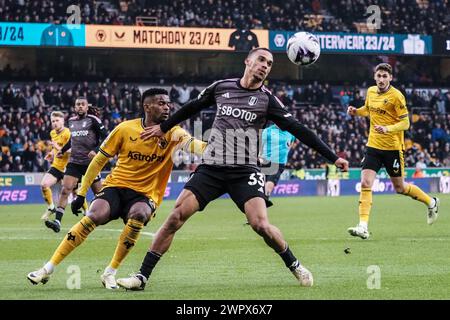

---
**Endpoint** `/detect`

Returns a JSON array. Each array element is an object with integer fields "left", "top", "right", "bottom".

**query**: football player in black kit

[
  {"left": 45, "top": 98, "right": 107, "bottom": 233},
  {"left": 118, "top": 48, "right": 349, "bottom": 290}
]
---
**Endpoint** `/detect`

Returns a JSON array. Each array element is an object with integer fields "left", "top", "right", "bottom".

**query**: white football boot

[
  {"left": 290, "top": 262, "right": 314, "bottom": 287},
  {"left": 41, "top": 207, "right": 56, "bottom": 220},
  {"left": 27, "top": 267, "right": 51, "bottom": 285},
  {"left": 427, "top": 197, "right": 440, "bottom": 225},
  {"left": 117, "top": 273, "right": 147, "bottom": 291},
  {"left": 347, "top": 224, "right": 370, "bottom": 239},
  {"left": 101, "top": 270, "right": 118, "bottom": 290}
]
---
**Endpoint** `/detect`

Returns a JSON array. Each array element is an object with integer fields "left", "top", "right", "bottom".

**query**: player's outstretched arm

[
  {"left": 90, "top": 114, "right": 108, "bottom": 152},
  {"left": 140, "top": 124, "right": 165, "bottom": 140},
  {"left": 59, "top": 138, "right": 71, "bottom": 155},
  {"left": 288, "top": 122, "right": 348, "bottom": 171},
  {"left": 141, "top": 82, "right": 218, "bottom": 141},
  {"left": 334, "top": 157, "right": 349, "bottom": 172},
  {"left": 140, "top": 98, "right": 211, "bottom": 140},
  {"left": 267, "top": 94, "right": 348, "bottom": 171},
  {"left": 71, "top": 152, "right": 109, "bottom": 215},
  {"left": 172, "top": 128, "right": 207, "bottom": 156},
  {"left": 348, "top": 105, "right": 369, "bottom": 117},
  {"left": 374, "top": 115, "right": 410, "bottom": 134}
]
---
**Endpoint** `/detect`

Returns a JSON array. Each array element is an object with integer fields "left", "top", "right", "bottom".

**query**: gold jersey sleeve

[
  {"left": 171, "top": 127, "right": 207, "bottom": 155},
  {"left": 356, "top": 92, "right": 370, "bottom": 117},
  {"left": 99, "top": 119, "right": 203, "bottom": 206},
  {"left": 365, "top": 86, "right": 409, "bottom": 150},
  {"left": 50, "top": 128, "right": 71, "bottom": 171}
]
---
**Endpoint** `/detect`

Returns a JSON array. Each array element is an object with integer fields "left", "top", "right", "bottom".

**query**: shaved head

[{"left": 247, "top": 47, "right": 272, "bottom": 59}]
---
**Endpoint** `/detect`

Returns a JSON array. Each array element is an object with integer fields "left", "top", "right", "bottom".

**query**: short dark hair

[
  {"left": 75, "top": 96, "right": 88, "bottom": 101},
  {"left": 247, "top": 47, "right": 272, "bottom": 58},
  {"left": 374, "top": 63, "right": 392, "bottom": 75},
  {"left": 141, "top": 88, "right": 169, "bottom": 105}
]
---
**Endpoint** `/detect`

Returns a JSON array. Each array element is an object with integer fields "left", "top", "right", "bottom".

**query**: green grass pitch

[{"left": 0, "top": 194, "right": 448, "bottom": 300}]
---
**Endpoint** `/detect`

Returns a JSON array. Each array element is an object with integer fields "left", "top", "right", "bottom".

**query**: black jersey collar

[{"left": 236, "top": 78, "right": 264, "bottom": 92}]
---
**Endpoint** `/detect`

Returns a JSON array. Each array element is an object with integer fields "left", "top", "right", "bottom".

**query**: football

[{"left": 286, "top": 31, "right": 321, "bottom": 66}]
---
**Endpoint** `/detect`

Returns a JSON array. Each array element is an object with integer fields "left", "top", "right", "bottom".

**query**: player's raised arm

[
  {"left": 266, "top": 94, "right": 348, "bottom": 171},
  {"left": 374, "top": 116, "right": 410, "bottom": 134},
  {"left": 89, "top": 113, "right": 108, "bottom": 157},
  {"left": 347, "top": 105, "right": 369, "bottom": 117},
  {"left": 172, "top": 127, "right": 207, "bottom": 156},
  {"left": 71, "top": 152, "right": 109, "bottom": 215},
  {"left": 71, "top": 125, "right": 121, "bottom": 215},
  {"left": 59, "top": 137, "right": 71, "bottom": 156},
  {"left": 349, "top": 90, "right": 370, "bottom": 117},
  {"left": 355, "top": 105, "right": 369, "bottom": 117},
  {"left": 140, "top": 82, "right": 217, "bottom": 140}
]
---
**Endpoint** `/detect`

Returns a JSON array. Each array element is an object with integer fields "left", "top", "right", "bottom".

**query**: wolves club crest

[{"left": 158, "top": 138, "right": 168, "bottom": 149}]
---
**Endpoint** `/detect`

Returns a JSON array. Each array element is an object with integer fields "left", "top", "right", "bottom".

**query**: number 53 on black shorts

[{"left": 184, "top": 164, "right": 273, "bottom": 213}]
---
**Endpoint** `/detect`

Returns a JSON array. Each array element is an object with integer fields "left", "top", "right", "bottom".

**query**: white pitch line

[
  {"left": 397, "top": 238, "right": 450, "bottom": 241},
  {"left": 0, "top": 227, "right": 155, "bottom": 239},
  {"left": 98, "top": 228, "right": 155, "bottom": 237}
]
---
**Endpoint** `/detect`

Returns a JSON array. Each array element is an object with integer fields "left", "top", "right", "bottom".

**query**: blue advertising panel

[
  {"left": 163, "top": 181, "right": 319, "bottom": 199},
  {"left": 270, "top": 31, "right": 432, "bottom": 55},
  {"left": 0, "top": 181, "right": 319, "bottom": 205},
  {"left": 339, "top": 178, "right": 432, "bottom": 195},
  {"left": 0, "top": 186, "right": 94, "bottom": 204},
  {"left": 0, "top": 22, "right": 85, "bottom": 47},
  {"left": 0, "top": 179, "right": 436, "bottom": 205}
]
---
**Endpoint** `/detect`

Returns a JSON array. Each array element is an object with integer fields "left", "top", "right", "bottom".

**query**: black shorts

[
  {"left": 184, "top": 164, "right": 273, "bottom": 213},
  {"left": 265, "top": 163, "right": 286, "bottom": 186},
  {"left": 65, "top": 162, "right": 101, "bottom": 183},
  {"left": 93, "top": 187, "right": 156, "bottom": 224},
  {"left": 47, "top": 167, "right": 64, "bottom": 181},
  {"left": 361, "top": 147, "right": 404, "bottom": 177}
]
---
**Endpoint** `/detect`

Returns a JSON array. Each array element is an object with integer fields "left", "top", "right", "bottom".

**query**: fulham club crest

[{"left": 248, "top": 96, "right": 258, "bottom": 106}]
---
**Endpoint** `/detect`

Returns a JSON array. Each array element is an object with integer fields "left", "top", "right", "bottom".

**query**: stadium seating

[
  {"left": 0, "top": 0, "right": 447, "bottom": 35},
  {"left": 1, "top": 80, "right": 448, "bottom": 173}
]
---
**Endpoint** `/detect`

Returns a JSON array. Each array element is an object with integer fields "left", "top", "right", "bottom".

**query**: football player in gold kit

[
  {"left": 27, "top": 88, "right": 206, "bottom": 289},
  {"left": 347, "top": 63, "right": 439, "bottom": 239},
  {"left": 40, "top": 111, "right": 71, "bottom": 220}
]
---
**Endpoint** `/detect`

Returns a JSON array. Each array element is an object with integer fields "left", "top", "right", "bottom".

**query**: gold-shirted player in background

[
  {"left": 27, "top": 88, "right": 206, "bottom": 289},
  {"left": 40, "top": 111, "right": 71, "bottom": 220},
  {"left": 347, "top": 63, "right": 439, "bottom": 239}
]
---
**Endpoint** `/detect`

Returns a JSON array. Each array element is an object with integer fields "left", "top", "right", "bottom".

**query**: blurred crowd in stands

[
  {"left": 0, "top": 0, "right": 447, "bottom": 35},
  {"left": 1, "top": 80, "right": 449, "bottom": 174}
]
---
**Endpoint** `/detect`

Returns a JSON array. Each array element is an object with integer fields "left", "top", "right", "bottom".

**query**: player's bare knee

[
  {"left": 85, "top": 210, "right": 107, "bottom": 226},
  {"left": 40, "top": 184, "right": 50, "bottom": 190},
  {"left": 165, "top": 209, "right": 185, "bottom": 231},
  {"left": 85, "top": 212, "right": 101, "bottom": 226},
  {"left": 361, "top": 179, "right": 372, "bottom": 189},
  {"left": 61, "top": 185, "right": 73, "bottom": 197},
  {"left": 250, "top": 221, "right": 271, "bottom": 236},
  {"left": 394, "top": 184, "right": 405, "bottom": 194},
  {"left": 128, "top": 210, "right": 148, "bottom": 222}
]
